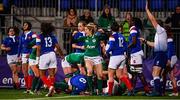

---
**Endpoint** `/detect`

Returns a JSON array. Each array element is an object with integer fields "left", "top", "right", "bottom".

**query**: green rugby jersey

[
  {"left": 74, "top": 34, "right": 105, "bottom": 57},
  {"left": 29, "top": 48, "right": 36, "bottom": 60},
  {"left": 28, "top": 38, "right": 36, "bottom": 60},
  {"left": 66, "top": 53, "right": 84, "bottom": 64}
]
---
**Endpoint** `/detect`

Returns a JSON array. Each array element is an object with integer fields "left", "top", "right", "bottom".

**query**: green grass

[{"left": 0, "top": 89, "right": 179, "bottom": 99}]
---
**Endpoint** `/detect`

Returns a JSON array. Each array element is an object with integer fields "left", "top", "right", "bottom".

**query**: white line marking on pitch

[{"left": 17, "top": 95, "right": 85, "bottom": 100}]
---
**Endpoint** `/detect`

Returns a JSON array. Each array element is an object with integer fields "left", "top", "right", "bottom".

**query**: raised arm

[{"left": 145, "top": 0, "right": 158, "bottom": 29}]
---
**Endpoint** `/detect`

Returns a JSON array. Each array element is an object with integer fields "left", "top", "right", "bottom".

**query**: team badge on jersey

[
  {"left": 92, "top": 39, "right": 96, "bottom": 43},
  {"left": 85, "top": 40, "right": 89, "bottom": 42}
]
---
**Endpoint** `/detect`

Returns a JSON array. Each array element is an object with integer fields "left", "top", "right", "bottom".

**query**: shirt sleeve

[
  {"left": 72, "top": 36, "right": 86, "bottom": 43},
  {"left": 156, "top": 24, "right": 165, "bottom": 34},
  {"left": 36, "top": 34, "right": 41, "bottom": 45},
  {"left": 2, "top": 38, "right": 7, "bottom": 46},
  {"left": 106, "top": 36, "right": 115, "bottom": 54},
  {"left": 52, "top": 36, "right": 58, "bottom": 44},
  {"left": 72, "top": 33, "right": 79, "bottom": 44}
]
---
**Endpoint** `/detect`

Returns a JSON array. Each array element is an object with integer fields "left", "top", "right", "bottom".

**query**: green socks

[
  {"left": 97, "top": 79, "right": 103, "bottom": 94},
  {"left": 31, "top": 77, "right": 39, "bottom": 91},
  {"left": 87, "top": 76, "right": 93, "bottom": 93}
]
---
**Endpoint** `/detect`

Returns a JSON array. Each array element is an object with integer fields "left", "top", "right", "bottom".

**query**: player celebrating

[
  {"left": 105, "top": 22, "right": 133, "bottom": 96},
  {"left": 1, "top": 27, "right": 20, "bottom": 89},
  {"left": 140, "top": 0, "right": 168, "bottom": 96},
  {"left": 128, "top": 18, "right": 150, "bottom": 95},
  {"left": 36, "top": 22, "right": 64, "bottom": 97},
  {"left": 72, "top": 21, "right": 86, "bottom": 53},
  {"left": 73, "top": 23, "right": 106, "bottom": 95}
]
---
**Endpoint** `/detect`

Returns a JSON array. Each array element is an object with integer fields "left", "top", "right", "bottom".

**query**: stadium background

[{"left": 0, "top": 0, "right": 180, "bottom": 90}]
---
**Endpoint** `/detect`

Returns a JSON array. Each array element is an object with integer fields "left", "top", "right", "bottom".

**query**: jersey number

[
  {"left": 118, "top": 37, "right": 124, "bottom": 47},
  {"left": 45, "top": 37, "right": 52, "bottom": 47},
  {"left": 79, "top": 78, "right": 86, "bottom": 84}
]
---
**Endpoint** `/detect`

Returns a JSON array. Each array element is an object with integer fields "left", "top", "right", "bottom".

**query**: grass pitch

[{"left": 0, "top": 88, "right": 179, "bottom": 100}]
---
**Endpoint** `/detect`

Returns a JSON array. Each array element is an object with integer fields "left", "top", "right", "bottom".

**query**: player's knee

[
  {"left": 12, "top": 70, "right": 17, "bottom": 75},
  {"left": 152, "top": 70, "right": 161, "bottom": 77},
  {"left": 97, "top": 73, "right": 103, "bottom": 80},
  {"left": 108, "top": 78, "right": 114, "bottom": 82},
  {"left": 34, "top": 73, "right": 40, "bottom": 77}
]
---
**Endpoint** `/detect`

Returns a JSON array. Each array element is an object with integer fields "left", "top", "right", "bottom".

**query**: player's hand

[
  {"left": 139, "top": 37, "right": 145, "bottom": 43},
  {"left": 98, "top": 28, "right": 105, "bottom": 33},
  {"left": 72, "top": 30, "right": 78, "bottom": 36},
  {"left": 32, "top": 45, "right": 37, "bottom": 48},
  {"left": 36, "top": 57, "right": 40, "bottom": 65},
  {"left": 145, "top": 0, "right": 149, "bottom": 10},
  {"left": 80, "top": 46, "right": 85, "bottom": 50},
  {"left": 5, "top": 47, "right": 11, "bottom": 51},
  {"left": 166, "top": 60, "right": 171, "bottom": 67}
]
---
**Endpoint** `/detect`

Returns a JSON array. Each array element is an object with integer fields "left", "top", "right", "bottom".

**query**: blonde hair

[{"left": 86, "top": 23, "right": 95, "bottom": 34}]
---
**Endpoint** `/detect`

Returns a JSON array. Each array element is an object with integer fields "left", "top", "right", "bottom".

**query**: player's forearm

[
  {"left": 36, "top": 45, "right": 41, "bottom": 57},
  {"left": 147, "top": 41, "right": 154, "bottom": 47},
  {"left": 143, "top": 39, "right": 154, "bottom": 47},
  {"left": 1, "top": 45, "right": 6, "bottom": 50},
  {"left": 72, "top": 44, "right": 82, "bottom": 49},
  {"left": 146, "top": 8, "right": 157, "bottom": 29}
]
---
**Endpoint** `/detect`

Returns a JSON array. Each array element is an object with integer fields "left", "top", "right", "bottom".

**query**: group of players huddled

[{"left": 1, "top": 1, "right": 179, "bottom": 97}]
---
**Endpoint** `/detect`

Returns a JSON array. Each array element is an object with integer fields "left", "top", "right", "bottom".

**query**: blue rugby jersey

[
  {"left": 36, "top": 33, "right": 58, "bottom": 55},
  {"left": 70, "top": 74, "right": 87, "bottom": 93},
  {"left": 18, "top": 31, "right": 35, "bottom": 56},
  {"left": 106, "top": 32, "right": 127, "bottom": 56},
  {"left": 128, "top": 26, "right": 142, "bottom": 54},
  {"left": 167, "top": 38, "right": 176, "bottom": 60},
  {"left": 72, "top": 31, "right": 85, "bottom": 53},
  {"left": 2, "top": 36, "right": 19, "bottom": 55}
]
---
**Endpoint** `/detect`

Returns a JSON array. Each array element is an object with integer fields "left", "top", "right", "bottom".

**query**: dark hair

[
  {"left": 101, "top": 5, "right": 113, "bottom": 20},
  {"left": 7, "top": 27, "right": 14, "bottom": 33},
  {"left": 129, "top": 19, "right": 135, "bottom": 27},
  {"left": 23, "top": 21, "right": 32, "bottom": 30},
  {"left": 7, "top": 26, "right": 19, "bottom": 36},
  {"left": 41, "top": 23, "right": 55, "bottom": 35},
  {"left": 175, "top": 5, "right": 180, "bottom": 14},
  {"left": 68, "top": 8, "right": 77, "bottom": 16},
  {"left": 111, "top": 22, "right": 119, "bottom": 32},
  {"left": 164, "top": 25, "right": 173, "bottom": 37},
  {"left": 157, "top": 19, "right": 164, "bottom": 27},
  {"left": 125, "top": 12, "right": 132, "bottom": 19}
]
